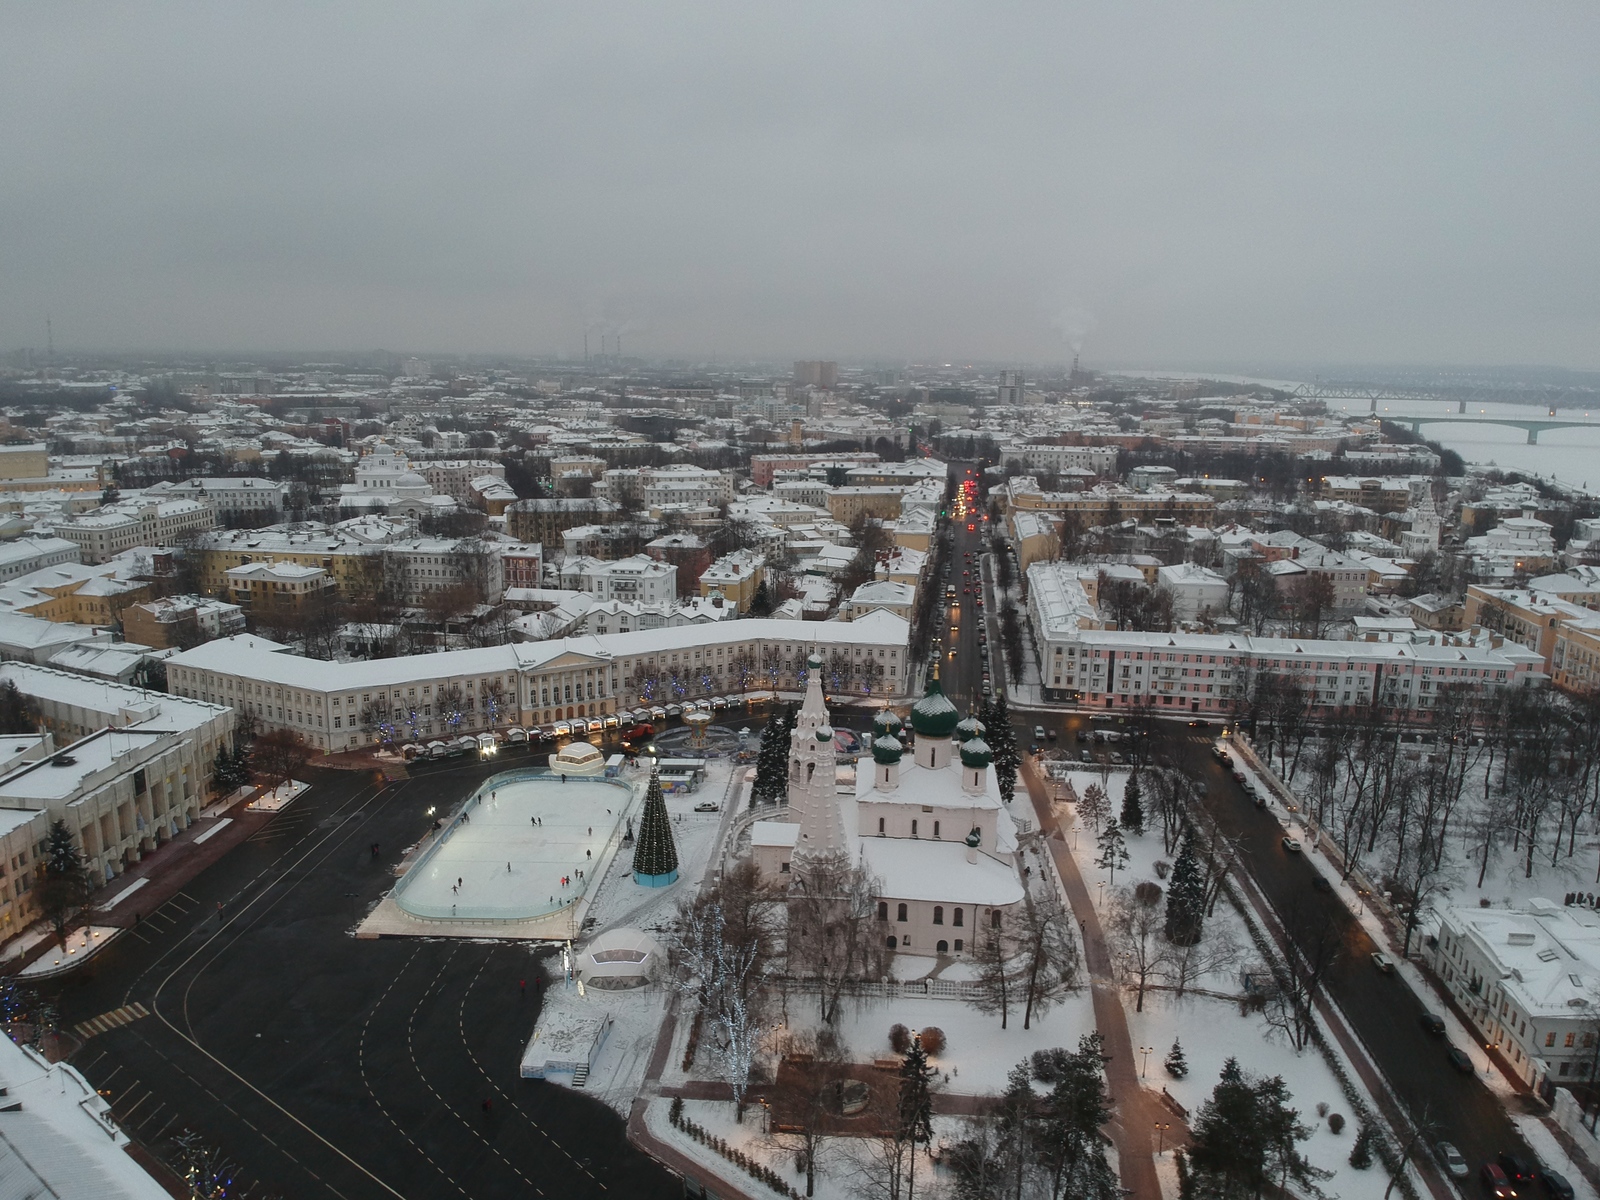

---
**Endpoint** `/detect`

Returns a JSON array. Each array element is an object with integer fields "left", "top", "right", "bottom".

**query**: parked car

[
  {"left": 1312, "top": 875, "right": 1333, "bottom": 893},
  {"left": 623, "top": 723, "right": 655, "bottom": 745},
  {"left": 1281, "top": 836, "right": 1302, "bottom": 854},
  {"left": 1418, "top": 1013, "right": 1447, "bottom": 1036},
  {"left": 1481, "top": 1162, "right": 1516, "bottom": 1200},
  {"left": 1541, "top": 1168, "right": 1575, "bottom": 1200},
  {"left": 693, "top": 801, "right": 720, "bottom": 813},
  {"left": 1109, "top": 751, "right": 1125, "bottom": 765},
  {"left": 1046, "top": 728, "right": 1058, "bottom": 741},
  {"left": 1371, "top": 951, "right": 1395, "bottom": 974},
  {"left": 1232, "top": 768, "right": 1247, "bottom": 783},
  {"left": 1498, "top": 1154, "right": 1537, "bottom": 1188},
  {"left": 1080, "top": 750, "right": 1093, "bottom": 763},
  {"left": 1446, "top": 1046, "right": 1475, "bottom": 1073},
  {"left": 1435, "top": 1143, "right": 1469, "bottom": 1179},
  {"left": 1034, "top": 726, "right": 1047, "bottom": 742}
]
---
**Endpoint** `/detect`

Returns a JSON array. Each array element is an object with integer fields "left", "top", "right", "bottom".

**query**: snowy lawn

[
  {"left": 1128, "top": 991, "right": 1412, "bottom": 1200},
  {"left": 823, "top": 988, "right": 1099, "bottom": 1095}
]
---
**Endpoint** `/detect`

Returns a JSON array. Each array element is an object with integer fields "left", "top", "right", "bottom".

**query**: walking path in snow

[{"left": 1020, "top": 755, "right": 1169, "bottom": 1200}]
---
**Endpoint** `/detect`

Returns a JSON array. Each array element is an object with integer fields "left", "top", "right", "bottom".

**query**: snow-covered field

[{"left": 1129, "top": 991, "right": 1407, "bottom": 1200}]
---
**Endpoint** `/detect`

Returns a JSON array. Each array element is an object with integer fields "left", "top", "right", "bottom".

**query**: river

[{"left": 1322, "top": 397, "right": 1600, "bottom": 493}]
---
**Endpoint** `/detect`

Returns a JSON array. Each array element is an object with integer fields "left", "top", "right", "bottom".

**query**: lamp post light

[
  {"left": 1156, "top": 1122, "right": 1170, "bottom": 1155},
  {"left": 1139, "top": 1046, "right": 1152, "bottom": 1077}
]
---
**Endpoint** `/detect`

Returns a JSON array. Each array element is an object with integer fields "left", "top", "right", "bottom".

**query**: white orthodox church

[
  {"left": 751, "top": 653, "right": 1025, "bottom": 958},
  {"left": 338, "top": 442, "right": 456, "bottom": 519}
]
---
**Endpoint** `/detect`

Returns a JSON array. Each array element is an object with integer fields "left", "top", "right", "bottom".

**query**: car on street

[
  {"left": 1029, "top": 744, "right": 1040, "bottom": 755},
  {"left": 1481, "top": 1162, "right": 1516, "bottom": 1200},
  {"left": 1035, "top": 726, "right": 1047, "bottom": 741},
  {"left": 622, "top": 723, "right": 655, "bottom": 745},
  {"left": 1418, "top": 1013, "right": 1447, "bottom": 1036},
  {"left": 1312, "top": 875, "right": 1332, "bottom": 893},
  {"left": 1446, "top": 1046, "right": 1475, "bottom": 1073},
  {"left": 1281, "top": 836, "right": 1301, "bottom": 853},
  {"left": 1371, "top": 951, "right": 1395, "bottom": 974},
  {"left": 1080, "top": 750, "right": 1092, "bottom": 763},
  {"left": 1046, "top": 728, "right": 1058, "bottom": 741},
  {"left": 693, "top": 801, "right": 720, "bottom": 813},
  {"left": 1109, "top": 751, "right": 1125, "bottom": 765},
  {"left": 1498, "top": 1154, "right": 1537, "bottom": 1189},
  {"left": 1077, "top": 729, "right": 1088, "bottom": 742},
  {"left": 1232, "top": 768, "right": 1247, "bottom": 783},
  {"left": 1541, "top": 1167, "right": 1575, "bottom": 1200},
  {"left": 1435, "top": 1142, "right": 1469, "bottom": 1179}
]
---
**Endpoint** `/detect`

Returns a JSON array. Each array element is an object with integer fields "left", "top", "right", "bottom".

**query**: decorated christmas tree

[{"left": 632, "top": 769, "right": 680, "bottom": 886}]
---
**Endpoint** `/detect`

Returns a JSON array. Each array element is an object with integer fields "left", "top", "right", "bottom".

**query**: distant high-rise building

[
  {"left": 401, "top": 358, "right": 431, "bottom": 380},
  {"left": 997, "top": 370, "right": 1025, "bottom": 405},
  {"left": 793, "top": 360, "right": 838, "bottom": 390}
]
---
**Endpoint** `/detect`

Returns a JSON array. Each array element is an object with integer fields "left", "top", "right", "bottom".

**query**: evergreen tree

[
  {"left": 897, "top": 1034, "right": 937, "bottom": 1199},
  {"left": 751, "top": 710, "right": 789, "bottom": 806},
  {"left": 1164, "top": 827, "right": 1206, "bottom": 946},
  {"left": 1189, "top": 1058, "right": 1321, "bottom": 1199},
  {"left": 38, "top": 819, "right": 92, "bottom": 949},
  {"left": 1349, "top": 1124, "right": 1374, "bottom": 1169},
  {"left": 982, "top": 693, "right": 1020, "bottom": 805},
  {"left": 1120, "top": 770, "right": 1145, "bottom": 835},
  {"left": 0, "top": 680, "right": 38, "bottom": 735},
  {"left": 1095, "top": 818, "right": 1129, "bottom": 885},
  {"left": 632, "top": 770, "right": 680, "bottom": 880},
  {"left": 1038, "top": 1033, "right": 1119, "bottom": 1200},
  {"left": 230, "top": 741, "right": 252, "bottom": 788},
  {"left": 1164, "top": 1039, "right": 1189, "bottom": 1079}
]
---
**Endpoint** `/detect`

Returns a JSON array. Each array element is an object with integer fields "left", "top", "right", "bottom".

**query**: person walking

[
  {"left": 507, "top": 862, "right": 512, "bottom": 872},
  {"left": 520, "top": 978, "right": 526, "bottom": 997},
  {"left": 586, "top": 849, "right": 591, "bottom": 859}
]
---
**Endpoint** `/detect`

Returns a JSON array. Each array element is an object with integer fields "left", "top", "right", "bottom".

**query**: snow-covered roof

[
  {"left": 860, "top": 837, "right": 1025, "bottom": 907},
  {"left": 751, "top": 820, "right": 800, "bottom": 848}
]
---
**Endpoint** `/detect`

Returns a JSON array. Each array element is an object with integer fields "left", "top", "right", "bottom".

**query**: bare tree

[
  {"left": 786, "top": 850, "right": 888, "bottom": 1025},
  {"left": 1106, "top": 885, "right": 1169, "bottom": 1012},
  {"left": 1262, "top": 900, "right": 1342, "bottom": 1052},
  {"left": 1016, "top": 889, "right": 1081, "bottom": 1029}
]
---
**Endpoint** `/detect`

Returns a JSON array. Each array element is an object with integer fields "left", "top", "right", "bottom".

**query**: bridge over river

[{"left": 1382, "top": 413, "right": 1600, "bottom": 443}]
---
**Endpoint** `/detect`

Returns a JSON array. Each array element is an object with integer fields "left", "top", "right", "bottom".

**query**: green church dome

[
  {"left": 815, "top": 724, "right": 834, "bottom": 743},
  {"left": 959, "top": 737, "right": 993, "bottom": 768},
  {"left": 965, "top": 826, "right": 983, "bottom": 848},
  {"left": 955, "top": 715, "right": 985, "bottom": 742},
  {"left": 909, "top": 673, "right": 960, "bottom": 738},
  {"left": 872, "top": 735, "right": 905, "bottom": 765},
  {"left": 872, "top": 710, "right": 904, "bottom": 737}
]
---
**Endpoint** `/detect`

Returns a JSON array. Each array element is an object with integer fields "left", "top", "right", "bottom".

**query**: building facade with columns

[{"left": 165, "top": 612, "right": 911, "bottom": 753}]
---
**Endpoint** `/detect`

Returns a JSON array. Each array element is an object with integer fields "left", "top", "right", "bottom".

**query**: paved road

[{"left": 41, "top": 761, "right": 676, "bottom": 1200}]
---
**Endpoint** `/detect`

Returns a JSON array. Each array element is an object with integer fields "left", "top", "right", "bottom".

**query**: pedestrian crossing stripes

[{"left": 73, "top": 1003, "right": 149, "bottom": 1041}]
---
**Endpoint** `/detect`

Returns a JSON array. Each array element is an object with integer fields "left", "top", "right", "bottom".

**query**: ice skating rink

[{"left": 395, "top": 775, "right": 634, "bottom": 921}]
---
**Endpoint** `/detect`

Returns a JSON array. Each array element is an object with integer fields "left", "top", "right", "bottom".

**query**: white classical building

[
  {"left": 1428, "top": 899, "right": 1600, "bottom": 1092},
  {"left": 166, "top": 611, "right": 912, "bottom": 752},
  {"left": 752, "top": 661, "right": 1023, "bottom": 959}
]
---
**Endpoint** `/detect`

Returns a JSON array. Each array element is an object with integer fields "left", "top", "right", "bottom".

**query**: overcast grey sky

[{"left": 2, "top": 3, "right": 1597, "bottom": 369}]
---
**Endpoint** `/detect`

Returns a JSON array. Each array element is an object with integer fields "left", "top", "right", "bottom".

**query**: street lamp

[
  {"left": 1139, "top": 1046, "right": 1153, "bottom": 1077},
  {"left": 1156, "top": 1122, "right": 1170, "bottom": 1155}
]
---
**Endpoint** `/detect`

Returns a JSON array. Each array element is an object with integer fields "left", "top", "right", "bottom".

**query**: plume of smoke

[{"left": 1052, "top": 305, "right": 1097, "bottom": 355}]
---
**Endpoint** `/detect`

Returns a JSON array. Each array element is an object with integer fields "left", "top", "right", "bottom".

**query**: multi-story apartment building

[
  {"left": 558, "top": 555, "right": 677, "bottom": 607},
  {"left": 505, "top": 498, "right": 620, "bottom": 547},
  {"left": 166, "top": 610, "right": 912, "bottom": 753},
  {"left": 1026, "top": 561, "right": 1544, "bottom": 715},
  {"left": 1006, "top": 483, "right": 1217, "bottom": 527},
  {"left": 750, "top": 451, "right": 879, "bottom": 487},
  {"left": 144, "top": 477, "right": 292, "bottom": 523},
  {"left": 995, "top": 443, "right": 1119, "bottom": 478},
  {"left": 699, "top": 549, "right": 765, "bottom": 612},
  {"left": 1552, "top": 615, "right": 1600, "bottom": 694},
  {"left": 418, "top": 460, "right": 503, "bottom": 503},
  {"left": 53, "top": 499, "right": 216, "bottom": 564},
  {"left": 122, "top": 595, "right": 246, "bottom": 649},
  {"left": 0, "top": 536, "right": 80, "bottom": 582},
  {"left": 1465, "top": 586, "right": 1594, "bottom": 671}
]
